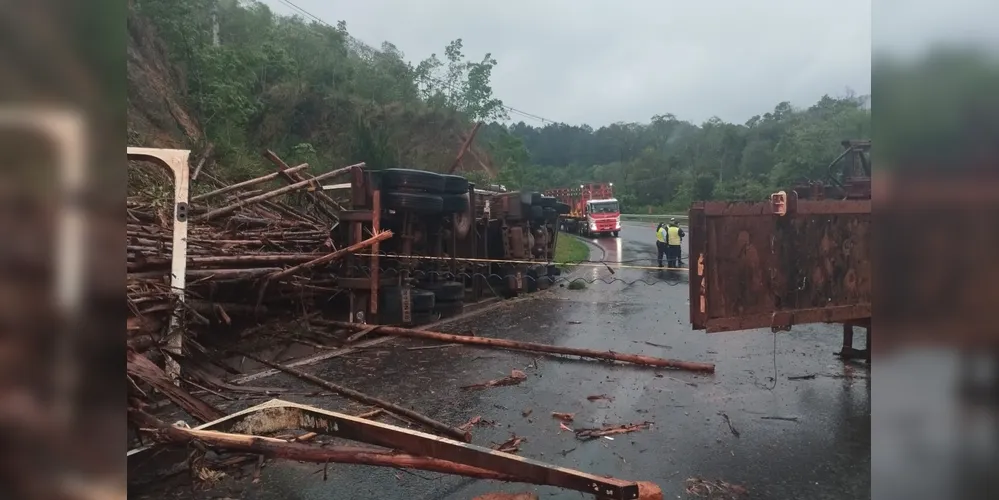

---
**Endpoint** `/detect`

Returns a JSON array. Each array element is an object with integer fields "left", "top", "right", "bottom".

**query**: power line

[{"left": 272, "top": 0, "right": 561, "bottom": 125}]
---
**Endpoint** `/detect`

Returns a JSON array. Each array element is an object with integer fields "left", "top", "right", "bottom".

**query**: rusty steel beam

[{"left": 129, "top": 399, "right": 643, "bottom": 499}]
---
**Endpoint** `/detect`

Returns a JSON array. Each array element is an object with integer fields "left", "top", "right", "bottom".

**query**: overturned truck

[{"left": 688, "top": 140, "right": 871, "bottom": 360}]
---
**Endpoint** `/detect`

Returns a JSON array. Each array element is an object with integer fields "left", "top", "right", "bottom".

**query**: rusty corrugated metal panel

[{"left": 690, "top": 199, "right": 871, "bottom": 333}]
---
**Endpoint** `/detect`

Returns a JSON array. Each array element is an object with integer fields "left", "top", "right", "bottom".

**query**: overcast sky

[{"left": 261, "top": 0, "right": 876, "bottom": 127}]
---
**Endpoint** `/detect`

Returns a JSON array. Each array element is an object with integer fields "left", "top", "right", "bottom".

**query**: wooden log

[
  {"left": 194, "top": 164, "right": 360, "bottom": 221},
  {"left": 128, "top": 267, "right": 282, "bottom": 280},
  {"left": 126, "top": 351, "right": 224, "bottom": 422},
  {"left": 235, "top": 351, "right": 471, "bottom": 442},
  {"left": 264, "top": 150, "right": 346, "bottom": 214},
  {"left": 264, "top": 231, "right": 393, "bottom": 282},
  {"left": 191, "top": 163, "right": 309, "bottom": 201},
  {"left": 323, "top": 322, "right": 716, "bottom": 373},
  {"left": 148, "top": 423, "right": 517, "bottom": 482},
  {"left": 448, "top": 121, "right": 482, "bottom": 174}
]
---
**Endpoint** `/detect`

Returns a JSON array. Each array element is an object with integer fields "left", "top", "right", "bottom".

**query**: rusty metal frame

[
  {"left": 689, "top": 197, "right": 871, "bottom": 332},
  {"left": 127, "top": 147, "right": 191, "bottom": 379},
  {"left": 128, "top": 399, "right": 641, "bottom": 499}
]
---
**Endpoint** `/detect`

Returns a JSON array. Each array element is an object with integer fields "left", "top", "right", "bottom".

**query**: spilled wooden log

[
  {"left": 235, "top": 351, "right": 471, "bottom": 442},
  {"left": 323, "top": 322, "right": 716, "bottom": 373},
  {"left": 195, "top": 164, "right": 359, "bottom": 221},
  {"left": 191, "top": 163, "right": 310, "bottom": 202}
]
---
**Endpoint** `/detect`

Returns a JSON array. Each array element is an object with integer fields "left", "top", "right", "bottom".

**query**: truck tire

[
  {"left": 442, "top": 174, "right": 469, "bottom": 194},
  {"left": 542, "top": 207, "right": 557, "bottom": 219},
  {"left": 555, "top": 202, "right": 571, "bottom": 214},
  {"left": 382, "top": 168, "right": 446, "bottom": 193},
  {"left": 380, "top": 286, "right": 435, "bottom": 313},
  {"left": 418, "top": 281, "right": 465, "bottom": 302},
  {"left": 441, "top": 193, "right": 470, "bottom": 213},
  {"left": 529, "top": 206, "right": 543, "bottom": 220},
  {"left": 613, "top": 230, "right": 619, "bottom": 237},
  {"left": 520, "top": 191, "right": 541, "bottom": 206},
  {"left": 539, "top": 196, "right": 556, "bottom": 207},
  {"left": 384, "top": 191, "right": 444, "bottom": 214},
  {"left": 434, "top": 300, "right": 464, "bottom": 318}
]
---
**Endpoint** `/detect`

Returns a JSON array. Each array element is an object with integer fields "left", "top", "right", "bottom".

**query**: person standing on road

[
  {"left": 666, "top": 217, "right": 685, "bottom": 268},
  {"left": 655, "top": 222, "right": 668, "bottom": 268}
]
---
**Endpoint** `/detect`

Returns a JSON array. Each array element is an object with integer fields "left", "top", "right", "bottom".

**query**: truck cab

[{"left": 582, "top": 198, "right": 621, "bottom": 237}]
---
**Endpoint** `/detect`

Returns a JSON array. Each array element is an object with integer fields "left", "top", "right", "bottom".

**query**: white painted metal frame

[{"left": 127, "top": 147, "right": 191, "bottom": 381}]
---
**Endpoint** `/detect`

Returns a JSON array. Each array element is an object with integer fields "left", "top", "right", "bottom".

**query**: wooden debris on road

[
  {"left": 461, "top": 370, "right": 527, "bottom": 390},
  {"left": 718, "top": 412, "right": 740, "bottom": 438},
  {"left": 574, "top": 422, "right": 654, "bottom": 440},
  {"left": 551, "top": 412, "right": 575, "bottom": 422},
  {"left": 586, "top": 394, "right": 613, "bottom": 402},
  {"left": 684, "top": 477, "right": 748, "bottom": 499},
  {"left": 324, "top": 321, "right": 716, "bottom": 373},
  {"left": 236, "top": 351, "right": 471, "bottom": 442},
  {"left": 459, "top": 416, "right": 482, "bottom": 432},
  {"left": 493, "top": 435, "right": 526, "bottom": 454},
  {"left": 127, "top": 350, "right": 223, "bottom": 423}
]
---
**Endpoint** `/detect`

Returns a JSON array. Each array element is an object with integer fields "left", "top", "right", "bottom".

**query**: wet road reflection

[{"left": 241, "top": 221, "right": 869, "bottom": 500}]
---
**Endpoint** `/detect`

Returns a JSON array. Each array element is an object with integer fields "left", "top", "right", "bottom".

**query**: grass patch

[{"left": 554, "top": 233, "right": 589, "bottom": 267}]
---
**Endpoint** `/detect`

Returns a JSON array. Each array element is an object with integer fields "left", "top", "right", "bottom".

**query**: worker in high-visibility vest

[
  {"left": 666, "top": 217, "right": 685, "bottom": 268},
  {"left": 655, "top": 223, "right": 668, "bottom": 268}
]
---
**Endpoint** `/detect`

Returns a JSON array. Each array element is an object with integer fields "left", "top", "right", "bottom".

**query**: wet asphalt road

[{"left": 159, "top": 221, "right": 870, "bottom": 500}]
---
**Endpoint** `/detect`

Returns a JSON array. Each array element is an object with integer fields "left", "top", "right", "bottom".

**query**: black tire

[
  {"left": 520, "top": 191, "right": 541, "bottom": 206},
  {"left": 382, "top": 168, "right": 446, "bottom": 193},
  {"left": 418, "top": 281, "right": 465, "bottom": 302},
  {"left": 555, "top": 202, "right": 571, "bottom": 214},
  {"left": 380, "top": 286, "right": 435, "bottom": 313},
  {"left": 612, "top": 230, "right": 619, "bottom": 237},
  {"left": 384, "top": 191, "right": 444, "bottom": 214},
  {"left": 537, "top": 276, "right": 552, "bottom": 290},
  {"left": 442, "top": 174, "right": 469, "bottom": 194},
  {"left": 441, "top": 193, "right": 470, "bottom": 213},
  {"left": 539, "top": 196, "right": 557, "bottom": 208},
  {"left": 529, "top": 206, "right": 543, "bottom": 219},
  {"left": 548, "top": 264, "right": 561, "bottom": 277},
  {"left": 542, "top": 207, "right": 557, "bottom": 219},
  {"left": 434, "top": 300, "right": 464, "bottom": 318}
]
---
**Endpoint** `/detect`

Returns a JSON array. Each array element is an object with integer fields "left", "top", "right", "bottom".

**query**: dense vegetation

[{"left": 131, "top": 0, "right": 877, "bottom": 212}]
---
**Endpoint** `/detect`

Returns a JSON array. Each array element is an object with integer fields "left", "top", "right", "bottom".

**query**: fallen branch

[
  {"left": 323, "top": 322, "right": 716, "bottom": 373},
  {"left": 235, "top": 351, "right": 470, "bottom": 442},
  {"left": 461, "top": 370, "right": 527, "bottom": 390},
  {"left": 574, "top": 422, "right": 653, "bottom": 440}
]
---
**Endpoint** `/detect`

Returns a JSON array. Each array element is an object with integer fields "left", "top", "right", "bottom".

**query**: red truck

[{"left": 543, "top": 183, "right": 621, "bottom": 237}]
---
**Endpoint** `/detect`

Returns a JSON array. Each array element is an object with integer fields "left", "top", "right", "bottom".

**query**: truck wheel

[
  {"left": 613, "top": 231, "right": 619, "bottom": 237},
  {"left": 418, "top": 281, "right": 465, "bottom": 302},
  {"left": 441, "top": 193, "right": 470, "bottom": 213},
  {"left": 382, "top": 168, "right": 446, "bottom": 193},
  {"left": 441, "top": 174, "right": 469, "bottom": 194},
  {"left": 384, "top": 191, "right": 444, "bottom": 214}
]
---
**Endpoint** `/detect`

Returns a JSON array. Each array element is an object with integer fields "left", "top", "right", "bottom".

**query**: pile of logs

[{"left": 126, "top": 151, "right": 381, "bottom": 350}]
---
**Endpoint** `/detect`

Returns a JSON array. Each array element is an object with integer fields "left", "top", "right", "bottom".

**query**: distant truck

[{"left": 543, "top": 183, "right": 621, "bottom": 237}]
